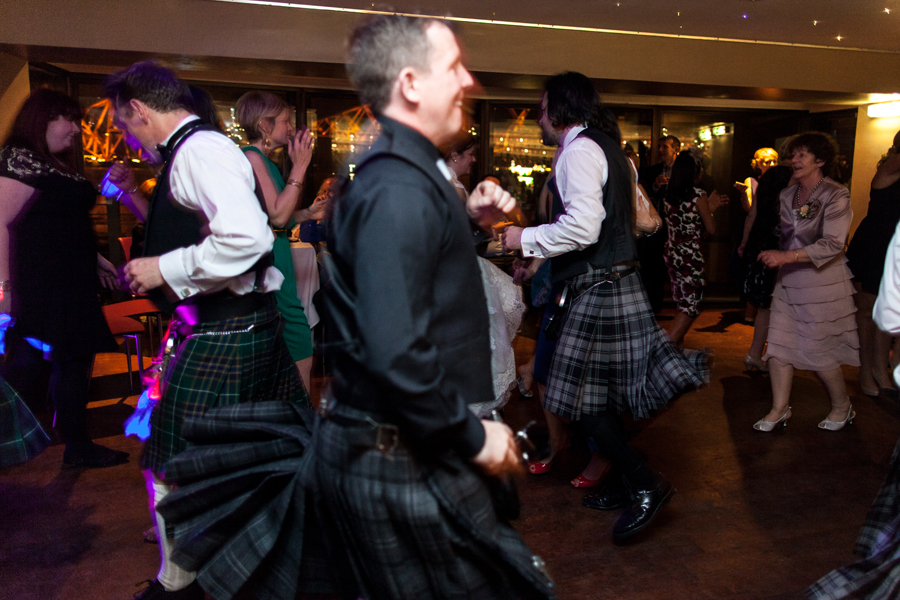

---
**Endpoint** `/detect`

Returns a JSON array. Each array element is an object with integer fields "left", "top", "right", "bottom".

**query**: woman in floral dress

[{"left": 662, "top": 150, "right": 727, "bottom": 345}]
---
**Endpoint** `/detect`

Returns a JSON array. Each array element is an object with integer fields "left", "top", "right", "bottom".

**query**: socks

[{"left": 145, "top": 470, "right": 196, "bottom": 591}]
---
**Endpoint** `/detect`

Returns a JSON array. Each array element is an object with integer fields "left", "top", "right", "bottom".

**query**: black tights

[
  {"left": 49, "top": 356, "right": 94, "bottom": 450},
  {"left": 576, "top": 411, "right": 658, "bottom": 491}
]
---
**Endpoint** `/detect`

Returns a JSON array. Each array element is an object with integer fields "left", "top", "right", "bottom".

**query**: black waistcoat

[
  {"left": 141, "top": 120, "right": 271, "bottom": 315},
  {"left": 549, "top": 127, "right": 636, "bottom": 283}
]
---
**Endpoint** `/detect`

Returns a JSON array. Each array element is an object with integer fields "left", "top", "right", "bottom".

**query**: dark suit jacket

[
  {"left": 639, "top": 161, "right": 668, "bottom": 211},
  {"left": 324, "top": 116, "right": 492, "bottom": 459}
]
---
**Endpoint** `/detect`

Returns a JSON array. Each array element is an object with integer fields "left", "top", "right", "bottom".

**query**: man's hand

[
  {"left": 106, "top": 162, "right": 138, "bottom": 195},
  {"left": 122, "top": 257, "right": 165, "bottom": 294},
  {"left": 502, "top": 225, "right": 523, "bottom": 252},
  {"left": 471, "top": 420, "right": 524, "bottom": 477},
  {"left": 97, "top": 253, "right": 118, "bottom": 290},
  {"left": 466, "top": 180, "right": 516, "bottom": 228},
  {"left": 654, "top": 172, "right": 669, "bottom": 189}
]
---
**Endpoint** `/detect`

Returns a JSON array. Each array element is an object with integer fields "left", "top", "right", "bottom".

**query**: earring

[{"left": 263, "top": 137, "right": 270, "bottom": 150}]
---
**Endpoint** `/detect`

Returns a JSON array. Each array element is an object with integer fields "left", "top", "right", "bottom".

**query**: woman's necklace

[{"left": 794, "top": 176, "right": 825, "bottom": 207}]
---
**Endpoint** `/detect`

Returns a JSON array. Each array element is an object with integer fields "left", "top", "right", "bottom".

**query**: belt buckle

[{"left": 366, "top": 416, "right": 400, "bottom": 457}]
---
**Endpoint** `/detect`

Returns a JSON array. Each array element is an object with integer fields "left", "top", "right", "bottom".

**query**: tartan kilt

[
  {"left": 0, "top": 377, "right": 50, "bottom": 467},
  {"left": 543, "top": 269, "right": 709, "bottom": 421},
  {"left": 806, "top": 434, "right": 900, "bottom": 599},
  {"left": 142, "top": 302, "right": 309, "bottom": 475},
  {"left": 309, "top": 404, "right": 557, "bottom": 600}
]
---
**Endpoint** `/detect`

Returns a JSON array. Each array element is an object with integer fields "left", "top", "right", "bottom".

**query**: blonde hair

[
  {"left": 235, "top": 91, "right": 289, "bottom": 143},
  {"left": 751, "top": 147, "right": 778, "bottom": 171}
]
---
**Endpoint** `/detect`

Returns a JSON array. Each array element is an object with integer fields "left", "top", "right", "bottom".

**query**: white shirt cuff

[
  {"left": 520, "top": 227, "right": 544, "bottom": 258},
  {"left": 158, "top": 249, "right": 197, "bottom": 300}
]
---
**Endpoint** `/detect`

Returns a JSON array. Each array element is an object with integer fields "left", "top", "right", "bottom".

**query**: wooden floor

[{"left": 1, "top": 307, "right": 898, "bottom": 600}]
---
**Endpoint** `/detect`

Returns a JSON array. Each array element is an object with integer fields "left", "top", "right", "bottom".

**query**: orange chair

[
  {"left": 118, "top": 236, "right": 133, "bottom": 262},
  {"left": 101, "top": 310, "right": 146, "bottom": 393},
  {"left": 103, "top": 298, "right": 165, "bottom": 357}
]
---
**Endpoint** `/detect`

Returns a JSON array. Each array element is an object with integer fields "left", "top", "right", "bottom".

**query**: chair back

[{"left": 118, "top": 237, "right": 133, "bottom": 262}]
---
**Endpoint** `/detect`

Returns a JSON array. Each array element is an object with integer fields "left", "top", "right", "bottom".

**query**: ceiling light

[{"left": 868, "top": 101, "right": 900, "bottom": 118}]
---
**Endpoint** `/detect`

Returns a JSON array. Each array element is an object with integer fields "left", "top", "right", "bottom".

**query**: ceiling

[
  {"left": 223, "top": 0, "right": 900, "bottom": 53},
  {"left": 3, "top": 0, "right": 899, "bottom": 110}
]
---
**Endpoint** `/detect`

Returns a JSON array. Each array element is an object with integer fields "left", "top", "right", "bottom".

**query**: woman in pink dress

[{"left": 755, "top": 132, "right": 859, "bottom": 432}]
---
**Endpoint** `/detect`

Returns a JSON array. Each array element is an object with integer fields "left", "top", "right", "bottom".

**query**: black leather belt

[
  {"left": 185, "top": 291, "right": 273, "bottom": 323},
  {"left": 591, "top": 265, "right": 637, "bottom": 282},
  {"left": 322, "top": 403, "right": 402, "bottom": 455}
]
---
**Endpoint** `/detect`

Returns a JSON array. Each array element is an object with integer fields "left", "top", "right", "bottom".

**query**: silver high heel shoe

[
  {"left": 818, "top": 403, "right": 855, "bottom": 431},
  {"left": 753, "top": 407, "right": 791, "bottom": 432},
  {"left": 743, "top": 354, "right": 769, "bottom": 373}
]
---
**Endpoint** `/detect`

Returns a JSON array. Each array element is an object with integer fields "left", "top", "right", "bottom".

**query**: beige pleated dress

[{"left": 766, "top": 178, "right": 860, "bottom": 371}]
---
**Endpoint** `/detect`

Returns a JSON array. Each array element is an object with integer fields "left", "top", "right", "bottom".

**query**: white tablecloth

[{"left": 290, "top": 241, "right": 320, "bottom": 328}]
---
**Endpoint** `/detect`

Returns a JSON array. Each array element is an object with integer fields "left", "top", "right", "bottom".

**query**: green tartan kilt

[
  {"left": 0, "top": 376, "right": 51, "bottom": 467},
  {"left": 143, "top": 302, "right": 309, "bottom": 475}
]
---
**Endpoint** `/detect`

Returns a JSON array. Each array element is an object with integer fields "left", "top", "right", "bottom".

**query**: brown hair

[
  {"left": 782, "top": 132, "right": 839, "bottom": 177},
  {"left": 4, "top": 88, "right": 83, "bottom": 174},
  {"left": 442, "top": 131, "right": 476, "bottom": 161},
  {"left": 235, "top": 91, "right": 290, "bottom": 143}
]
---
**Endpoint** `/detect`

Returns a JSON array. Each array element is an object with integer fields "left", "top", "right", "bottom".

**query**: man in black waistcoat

[
  {"left": 638, "top": 135, "right": 681, "bottom": 313},
  {"left": 104, "top": 61, "right": 307, "bottom": 600},
  {"left": 504, "top": 73, "right": 707, "bottom": 541},
  {"left": 310, "top": 15, "right": 555, "bottom": 599}
]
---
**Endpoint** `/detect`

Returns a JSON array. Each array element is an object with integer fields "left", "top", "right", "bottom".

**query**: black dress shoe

[
  {"left": 62, "top": 443, "right": 129, "bottom": 469},
  {"left": 581, "top": 481, "right": 630, "bottom": 511},
  {"left": 612, "top": 478, "right": 675, "bottom": 539},
  {"left": 134, "top": 579, "right": 204, "bottom": 599}
]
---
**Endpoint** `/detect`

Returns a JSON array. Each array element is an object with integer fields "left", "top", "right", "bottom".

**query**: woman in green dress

[{"left": 236, "top": 91, "right": 327, "bottom": 392}]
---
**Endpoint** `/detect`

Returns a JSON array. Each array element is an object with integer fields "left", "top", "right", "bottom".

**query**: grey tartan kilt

[
  {"left": 806, "top": 434, "right": 900, "bottom": 600},
  {"left": 544, "top": 269, "right": 708, "bottom": 421},
  {"left": 309, "top": 404, "right": 556, "bottom": 600}
]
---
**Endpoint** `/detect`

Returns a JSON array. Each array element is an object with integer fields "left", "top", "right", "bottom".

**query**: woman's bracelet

[
  {"left": 794, "top": 250, "right": 800, "bottom": 263},
  {"left": 648, "top": 216, "right": 661, "bottom": 236},
  {"left": 286, "top": 179, "right": 303, "bottom": 189}
]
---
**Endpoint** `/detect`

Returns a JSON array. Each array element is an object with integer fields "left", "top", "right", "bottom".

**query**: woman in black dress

[
  {"left": 0, "top": 89, "right": 127, "bottom": 468},
  {"left": 846, "top": 130, "right": 900, "bottom": 397},
  {"left": 738, "top": 165, "right": 793, "bottom": 371}
]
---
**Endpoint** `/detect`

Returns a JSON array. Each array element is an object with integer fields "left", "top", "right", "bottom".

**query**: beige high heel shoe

[
  {"left": 743, "top": 354, "right": 769, "bottom": 373},
  {"left": 818, "top": 403, "right": 855, "bottom": 431},
  {"left": 753, "top": 407, "right": 791, "bottom": 432}
]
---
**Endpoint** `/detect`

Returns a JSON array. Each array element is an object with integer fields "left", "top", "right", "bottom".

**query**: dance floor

[{"left": 1, "top": 307, "right": 897, "bottom": 599}]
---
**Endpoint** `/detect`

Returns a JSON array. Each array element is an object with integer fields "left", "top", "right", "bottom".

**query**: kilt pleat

[
  {"left": 806, "top": 434, "right": 900, "bottom": 599},
  {"left": 310, "top": 404, "right": 556, "bottom": 600},
  {"left": 544, "top": 270, "right": 708, "bottom": 421},
  {"left": 0, "top": 377, "right": 50, "bottom": 467},
  {"left": 157, "top": 401, "right": 332, "bottom": 600},
  {"left": 142, "top": 304, "right": 309, "bottom": 474}
]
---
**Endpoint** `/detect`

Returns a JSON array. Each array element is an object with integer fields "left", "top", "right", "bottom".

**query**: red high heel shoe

[
  {"left": 528, "top": 461, "right": 552, "bottom": 474},
  {"left": 570, "top": 463, "right": 610, "bottom": 488}
]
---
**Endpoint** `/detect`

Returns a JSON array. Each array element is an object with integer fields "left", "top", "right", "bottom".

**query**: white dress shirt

[
  {"left": 156, "top": 116, "right": 282, "bottom": 300},
  {"left": 520, "top": 125, "right": 608, "bottom": 258},
  {"left": 874, "top": 220, "right": 900, "bottom": 386}
]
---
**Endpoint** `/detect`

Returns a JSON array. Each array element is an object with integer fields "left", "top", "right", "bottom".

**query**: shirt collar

[
  {"left": 159, "top": 115, "right": 200, "bottom": 147},
  {"left": 560, "top": 124, "right": 587, "bottom": 151},
  {"left": 436, "top": 159, "right": 455, "bottom": 182}
]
